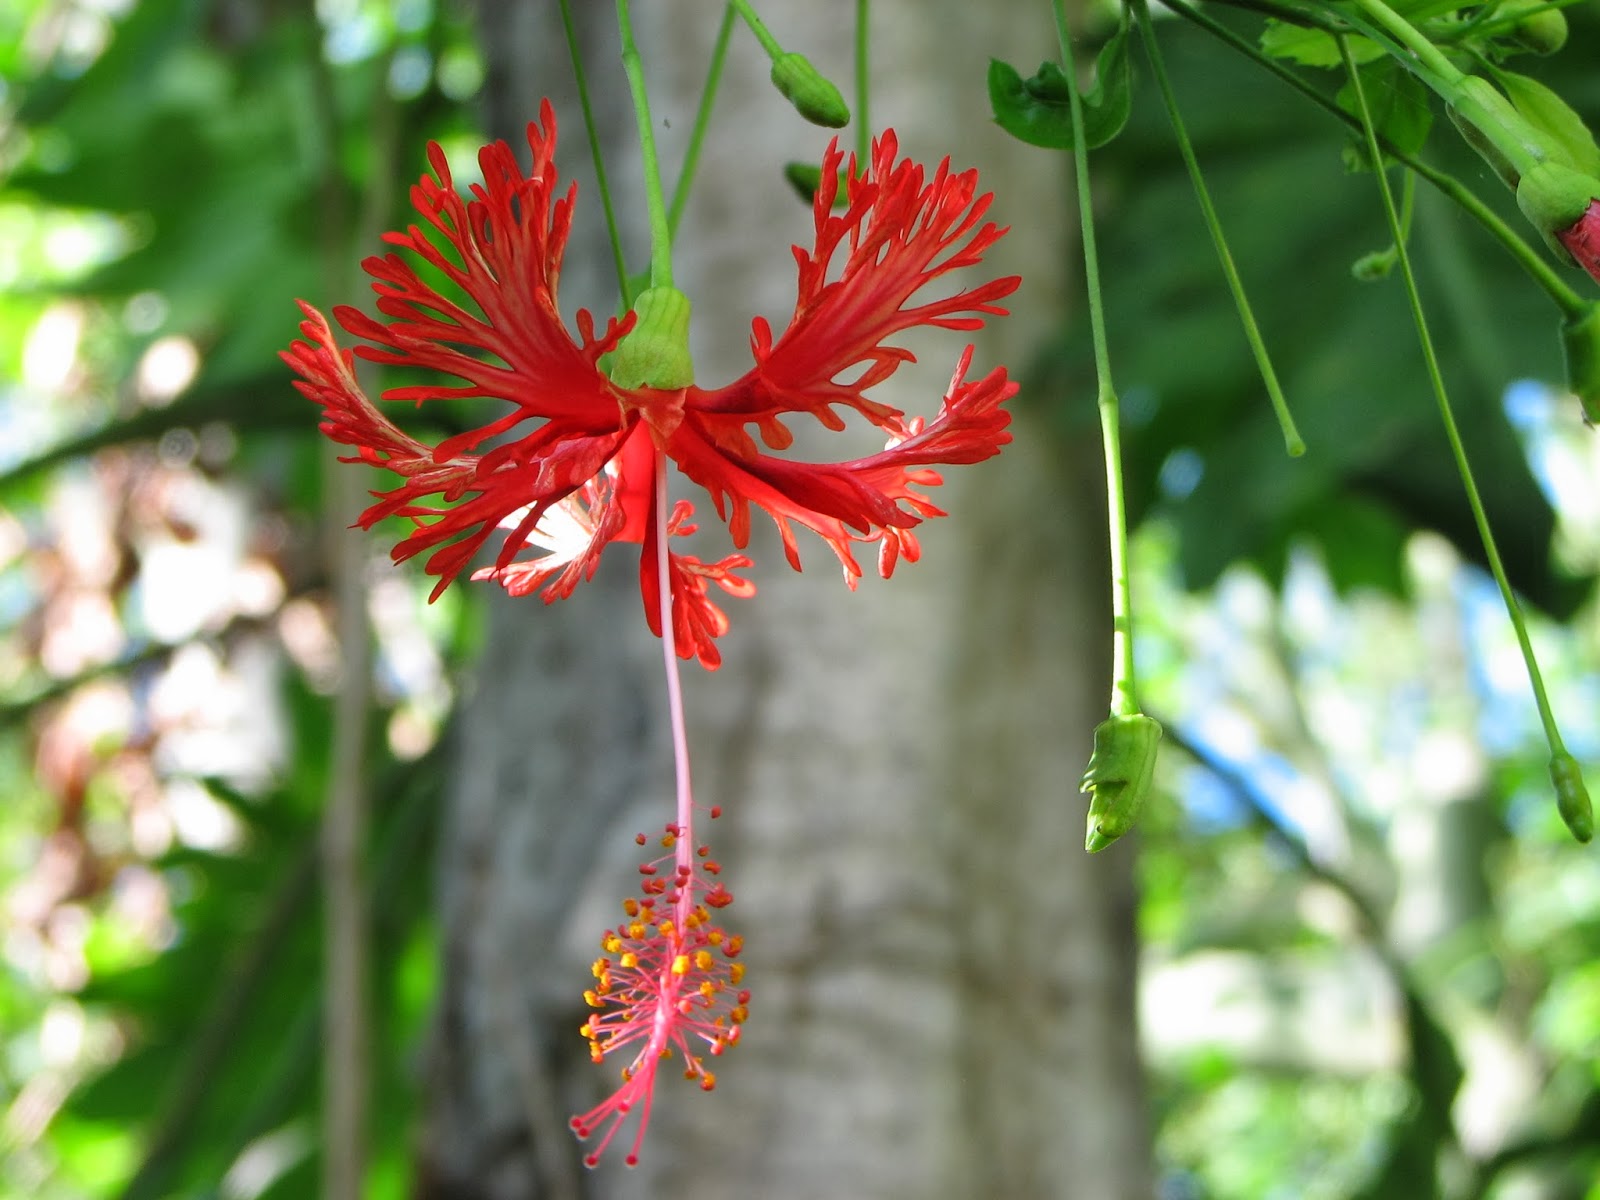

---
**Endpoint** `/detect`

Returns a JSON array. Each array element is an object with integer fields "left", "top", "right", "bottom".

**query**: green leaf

[
  {"left": 987, "top": 25, "right": 1131, "bottom": 151},
  {"left": 1337, "top": 62, "right": 1434, "bottom": 170},
  {"left": 1493, "top": 69, "right": 1600, "bottom": 180},
  {"left": 1260, "top": 20, "right": 1384, "bottom": 68}
]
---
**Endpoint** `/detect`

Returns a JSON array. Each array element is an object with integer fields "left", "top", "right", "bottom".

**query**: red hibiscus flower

[
  {"left": 283, "top": 99, "right": 1020, "bottom": 669},
  {"left": 1558, "top": 197, "right": 1600, "bottom": 285}
]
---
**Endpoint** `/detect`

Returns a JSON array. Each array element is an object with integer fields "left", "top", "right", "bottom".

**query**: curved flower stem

[
  {"left": 559, "top": 0, "right": 630, "bottom": 303},
  {"left": 729, "top": 0, "right": 783, "bottom": 56},
  {"left": 667, "top": 3, "right": 737, "bottom": 240},
  {"left": 653, "top": 454, "right": 698, "bottom": 915},
  {"left": 1054, "top": 0, "right": 1138, "bottom": 718},
  {"left": 1157, "top": 0, "right": 1587, "bottom": 320},
  {"left": 1339, "top": 33, "right": 1587, "bottom": 835},
  {"left": 1131, "top": 0, "right": 1306, "bottom": 457},
  {"left": 617, "top": 0, "right": 675, "bottom": 291},
  {"left": 855, "top": 0, "right": 871, "bottom": 162}
]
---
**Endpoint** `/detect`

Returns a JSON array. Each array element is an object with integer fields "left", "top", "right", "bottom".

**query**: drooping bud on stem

[
  {"left": 1560, "top": 303, "right": 1600, "bottom": 423},
  {"left": 1549, "top": 751, "right": 1593, "bottom": 843},
  {"left": 1079, "top": 713, "right": 1163, "bottom": 852},
  {"left": 770, "top": 52, "right": 851, "bottom": 128}
]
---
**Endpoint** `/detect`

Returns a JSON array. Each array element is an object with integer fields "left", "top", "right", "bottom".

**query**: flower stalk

[
  {"left": 1054, "top": 0, "right": 1164, "bottom": 852},
  {"left": 1339, "top": 32, "right": 1591, "bottom": 843}
]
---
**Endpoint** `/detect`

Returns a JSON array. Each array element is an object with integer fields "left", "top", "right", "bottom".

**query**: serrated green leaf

[
  {"left": 987, "top": 24, "right": 1131, "bottom": 151},
  {"left": 1494, "top": 69, "right": 1600, "bottom": 179}
]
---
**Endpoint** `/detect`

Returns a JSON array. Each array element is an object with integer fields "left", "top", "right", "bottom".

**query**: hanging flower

[
  {"left": 283, "top": 100, "right": 1020, "bottom": 667},
  {"left": 1558, "top": 197, "right": 1600, "bottom": 285}
]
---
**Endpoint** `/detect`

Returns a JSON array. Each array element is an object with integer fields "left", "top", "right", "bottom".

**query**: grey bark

[{"left": 418, "top": 4, "right": 1150, "bottom": 1198}]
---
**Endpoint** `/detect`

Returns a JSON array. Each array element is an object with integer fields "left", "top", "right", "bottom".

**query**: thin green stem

[
  {"left": 855, "top": 0, "right": 871, "bottom": 161},
  {"left": 1339, "top": 33, "right": 1568, "bottom": 757},
  {"left": 1157, "top": 0, "right": 1586, "bottom": 318},
  {"left": 559, "top": 0, "right": 629, "bottom": 303},
  {"left": 1054, "top": 0, "right": 1137, "bottom": 717},
  {"left": 667, "top": 2, "right": 737, "bottom": 239},
  {"left": 1131, "top": 0, "right": 1305, "bottom": 456},
  {"left": 616, "top": 0, "right": 674, "bottom": 291},
  {"left": 729, "top": 0, "right": 784, "bottom": 58}
]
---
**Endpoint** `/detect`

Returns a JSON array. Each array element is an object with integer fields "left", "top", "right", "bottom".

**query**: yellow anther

[
  {"left": 729, "top": 963, "right": 746, "bottom": 984},
  {"left": 622, "top": 898, "right": 640, "bottom": 917},
  {"left": 628, "top": 922, "right": 645, "bottom": 939},
  {"left": 620, "top": 952, "right": 639, "bottom": 969},
  {"left": 661, "top": 832, "right": 677, "bottom": 847},
  {"left": 583, "top": 989, "right": 601, "bottom": 1008},
  {"left": 602, "top": 933, "right": 622, "bottom": 954},
  {"left": 699, "top": 981, "right": 715, "bottom": 997},
  {"left": 694, "top": 950, "right": 714, "bottom": 971},
  {"left": 657, "top": 920, "right": 675, "bottom": 937},
  {"left": 731, "top": 1005, "right": 748, "bottom": 1024},
  {"left": 707, "top": 930, "right": 723, "bottom": 945},
  {"left": 672, "top": 954, "right": 691, "bottom": 976},
  {"left": 591, "top": 957, "right": 607, "bottom": 978}
]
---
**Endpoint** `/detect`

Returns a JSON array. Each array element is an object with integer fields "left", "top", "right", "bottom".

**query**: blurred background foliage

[{"left": 0, "top": 0, "right": 1597, "bottom": 1197}]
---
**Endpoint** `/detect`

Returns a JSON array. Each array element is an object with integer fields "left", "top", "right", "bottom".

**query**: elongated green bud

[
  {"left": 1549, "top": 751, "right": 1593, "bottom": 843},
  {"left": 770, "top": 52, "right": 850, "bottom": 128},
  {"left": 1448, "top": 102, "right": 1521, "bottom": 191},
  {"left": 1561, "top": 304, "right": 1600, "bottom": 424},
  {"left": 1079, "top": 713, "right": 1162, "bottom": 852},
  {"left": 608, "top": 286, "right": 695, "bottom": 391},
  {"left": 1502, "top": 0, "right": 1568, "bottom": 55}
]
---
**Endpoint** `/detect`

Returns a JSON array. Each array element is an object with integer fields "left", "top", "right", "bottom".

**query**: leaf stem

[
  {"left": 559, "top": 0, "right": 630, "bottom": 303},
  {"left": 1053, "top": 0, "right": 1138, "bottom": 716},
  {"left": 616, "top": 0, "right": 675, "bottom": 291},
  {"left": 1338, "top": 32, "right": 1574, "bottom": 772},
  {"left": 667, "top": 2, "right": 737, "bottom": 240},
  {"left": 1131, "top": 0, "right": 1305, "bottom": 456}
]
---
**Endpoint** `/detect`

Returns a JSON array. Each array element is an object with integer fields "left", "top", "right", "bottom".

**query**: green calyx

[
  {"left": 1080, "top": 713, "right": 1163, "bottom": 852},
  {"left": 608, "top": 286, "right": 696, "bottom": 390},
  {"left": 1517, "top": 162, "right": 1600, "bottom": 261},
  {"left": 1549, "top": 751, "right": 1593, "bottom": 843},
  {"left": 770, "top": 52, "right": 850, "bottom": 128},
  {"left": 1561, "top": 303, "right": 1600, "bottom": 424}
]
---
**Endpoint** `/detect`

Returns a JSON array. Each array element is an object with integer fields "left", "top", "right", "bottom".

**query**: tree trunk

[{"left": 417, "top": 4, "right": 1151, "bottom": 1198}]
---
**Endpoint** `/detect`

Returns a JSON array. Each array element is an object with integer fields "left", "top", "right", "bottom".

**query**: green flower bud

[
  {"left": 1549, "top": 751, "right": 1593, "bottom": 844},
  {"left": 1517, "top": 161, "right": 1600, "bottom": 261},
  {"left": 1560, "top": 303, "right": 1600, "bottom": 424},
  {"left": 1079, "top": 713, "right": 1162, "bottom": 852},
  {"left": 770, "top": 53, "right": 850, "bottom": 129},
  {"left": 608, "top": 286, "right": 695, "bottom": 391},
  {"left": 1448, "top": 101, "right": 1521, "bottom": 191},
  {"left": 1501, "top": 0, "right": 1568, "bottom": 55},
  {"left": 782, "top": 161, "right": 850, "bottom": 209}
]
